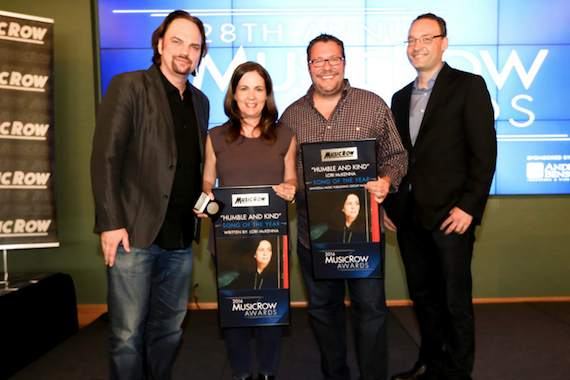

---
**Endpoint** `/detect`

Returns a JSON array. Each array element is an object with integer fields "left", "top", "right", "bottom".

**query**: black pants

[
  {"left": 397, "top": 199, "right": 476, "bottom": 380},
  {"left": 297, "top": 241, "right": 388, "bottom": 380}
]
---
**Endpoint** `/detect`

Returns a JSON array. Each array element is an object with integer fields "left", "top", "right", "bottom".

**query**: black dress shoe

[
  {"left": 391, "top": 362, "right": 440, "bottom": 380},
  {"left": 257, "top": 375, "right": 275, "bottom": 380}
]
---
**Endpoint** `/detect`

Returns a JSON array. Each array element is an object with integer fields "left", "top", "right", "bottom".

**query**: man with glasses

[
  {"left": 280, "top": 34, "right": 408, "bottom": 380},
  {"left": 385, "top": 13, "right": 497, "bottom": 380}
]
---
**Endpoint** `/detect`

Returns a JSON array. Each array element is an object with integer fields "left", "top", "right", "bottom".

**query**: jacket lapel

[
  {"left": 398, "top": 83, "right": 414, "bottom": 151},
  {"left": 148, "top": 65, "right": 174, "bottom": 130},
  {"left": 190, "top": 86, "right": 206, "bottom": 161},
  {"left": 147, "top": 65, "right": 178, "bottom": 160}
]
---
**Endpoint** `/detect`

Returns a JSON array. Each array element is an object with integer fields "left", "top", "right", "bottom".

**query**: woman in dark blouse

[{"left": 198, "top": 62, "right": 296, "bottom": 380}]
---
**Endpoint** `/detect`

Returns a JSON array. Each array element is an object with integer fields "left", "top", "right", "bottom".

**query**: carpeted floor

[{"left": 8, "top": 302, "right": 570, "bottom": 380}]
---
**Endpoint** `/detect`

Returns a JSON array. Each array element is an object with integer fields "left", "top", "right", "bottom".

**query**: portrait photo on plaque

[
  {"left": 216, "top": 236, "right": 284, "bottom": 291},
  {"left": 308, "top": 188, "right": 372, "bottom": 244}
]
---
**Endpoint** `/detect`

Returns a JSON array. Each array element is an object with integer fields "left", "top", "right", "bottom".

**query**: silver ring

[{"left": 287, "top": 195, "right": 290, "bottom": 199}]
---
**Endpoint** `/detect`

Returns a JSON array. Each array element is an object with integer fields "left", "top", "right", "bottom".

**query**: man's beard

[
  {"left": 172, "top": 55, "right": 193, "bottom": 75},
  {"left": 313, "top": 69, "right": 343, "bottom": 97}
]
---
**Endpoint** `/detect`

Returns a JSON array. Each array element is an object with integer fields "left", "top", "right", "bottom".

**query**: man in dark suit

[
  {"left": 90, "top": 11, "right": 209, "bottom": 380},
  {"left": 385, "top": 13, "right": 497, "bottom": 380}
]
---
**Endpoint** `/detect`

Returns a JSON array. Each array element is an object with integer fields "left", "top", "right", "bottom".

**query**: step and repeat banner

[
  {"left": 0, "top": 10, "right": 59, "bottom": 249},
  {"left": 96, "top": 0, "right": 570, "bottom": 195}
]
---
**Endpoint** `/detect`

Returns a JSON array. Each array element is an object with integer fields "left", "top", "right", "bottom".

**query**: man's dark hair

[
  {"left": 414, "top": 13, "right": 447, "bottom": 37},
  {"left": 306, "top": 34, "right": 345, "bottom": 62},
  {"left": 151, "top": 10, "right": 208, "bottom": 76}
]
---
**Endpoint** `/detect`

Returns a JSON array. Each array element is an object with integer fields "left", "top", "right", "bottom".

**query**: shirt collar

[
  {"left": 413, "top": 63, "right": 444, "bottom": 91},
  {"left": 158, "top": 66, "right": 192, "bottom": 98}
]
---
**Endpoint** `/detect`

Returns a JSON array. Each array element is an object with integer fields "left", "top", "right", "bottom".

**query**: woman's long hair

[{"left": 223, "top": 61, "right": 278, "bottom": 144}]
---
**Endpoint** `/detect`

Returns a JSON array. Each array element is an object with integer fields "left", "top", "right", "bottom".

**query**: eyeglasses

[
  {"left": 308, "top": 57, "right": 345, "bottom": 67},
  {"left": 405, "top": 35, "right": 444, "bottom": 45}
]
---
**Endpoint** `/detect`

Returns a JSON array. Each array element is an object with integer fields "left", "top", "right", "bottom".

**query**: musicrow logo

[
  {"left": 231, "top": 193, "right": 269, "bottom": 207},
  {"left": 321, "top": 147, "right": 358, "bottom": 162},
  {"left": 1, "top": 121, "right": 50, "bottom": 140},
  {"left": 0, "top": 71, "right": 49, "bottom": 92},
  {"left": 0, "top": 171, "right": 51, "bottom": 188},
  {"left": 0, "top": 20, "right": 49, "bottom": 44},
  {"left": 0, "top": 219, "right": 51, "bottom": 235}
]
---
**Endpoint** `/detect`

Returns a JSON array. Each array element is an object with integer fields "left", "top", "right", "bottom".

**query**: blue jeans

[
  {"left": 107, "top": 243, "right": 193, "bottom": 380},
  {"left": 297, "top": 240, "right": 388, "bottom": 380}
]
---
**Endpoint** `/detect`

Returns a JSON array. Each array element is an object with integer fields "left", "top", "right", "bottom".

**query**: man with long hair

[{"left": 91, "top": 10, "right": 209, "bottom": 380}]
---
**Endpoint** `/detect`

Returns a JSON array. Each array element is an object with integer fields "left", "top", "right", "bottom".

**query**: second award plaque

[{"left": 302, "top": 139, "right": 382, "bottom": 279}]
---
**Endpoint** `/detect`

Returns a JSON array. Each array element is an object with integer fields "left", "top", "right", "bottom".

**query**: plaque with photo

[
  {"left": 302, "top": 139, "right": 382, "bottom": 279},
  {"left": 212, "top": 186, "right": 290, "bottom": 328}
]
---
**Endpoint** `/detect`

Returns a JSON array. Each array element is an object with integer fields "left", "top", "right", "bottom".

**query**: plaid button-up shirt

[{"left": 280, "top": 80, "right": 408, "bottom": 249}]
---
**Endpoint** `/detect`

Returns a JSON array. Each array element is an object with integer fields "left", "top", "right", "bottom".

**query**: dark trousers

[
  {"left": 225, "top": 325, "right": 282, "bottom": 378},
  {"left": 210, "top": 254, "right": 282, "bottom": 378},
  {"left": 397, "top": 200, "right": 476, "bottom": 380},
  {"left": 297, "top": 240, "right": 388, "bottom": 380}
]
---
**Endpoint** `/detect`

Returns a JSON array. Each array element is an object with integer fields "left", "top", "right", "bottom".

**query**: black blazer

[
  {"left": 386, "top": 63, "right": 497, "bottom": 230},
  {"left": 91, "top": 65, "right": 209, "bottom": 248}
]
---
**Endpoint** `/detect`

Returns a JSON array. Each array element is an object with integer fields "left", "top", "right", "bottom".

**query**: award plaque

[
  {"left": 302, "top": 139, "right": 382, "bottom": 279},
  {"left": 212, "top": 186, "right": 290, "bottom": 328}
]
